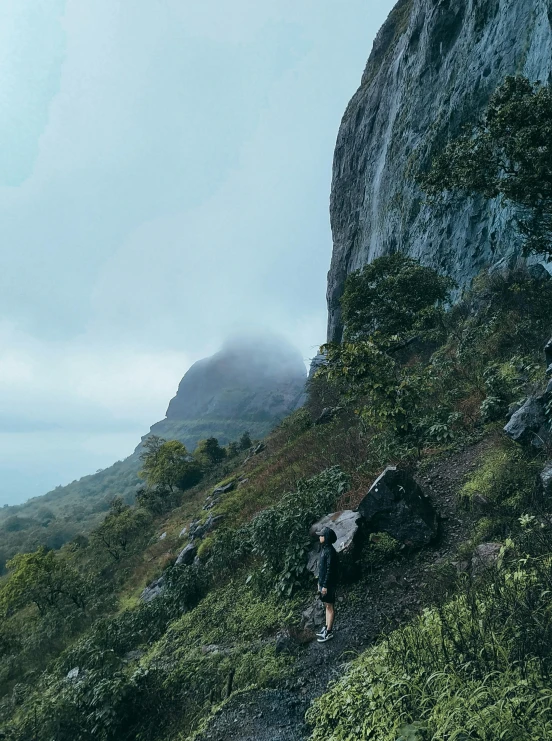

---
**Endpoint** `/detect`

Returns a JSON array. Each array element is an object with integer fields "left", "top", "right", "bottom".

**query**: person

[{"left": 315, "top": 526, "right": 339, "bottom": 643}]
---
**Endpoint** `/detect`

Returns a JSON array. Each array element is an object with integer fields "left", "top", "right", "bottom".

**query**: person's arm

[{"left": 318, "top": 549, "right": 328, "bottom": 594}]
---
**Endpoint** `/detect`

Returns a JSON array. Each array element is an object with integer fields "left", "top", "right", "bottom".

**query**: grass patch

[
  {"left": 307, "top": 554, "right": 552, "bottom": 741},
  {"left": 459, "top": 440, "right": 541, "bottom": 513}
]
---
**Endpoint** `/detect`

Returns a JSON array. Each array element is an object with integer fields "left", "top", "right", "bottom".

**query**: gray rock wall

[{"left": 328, "top": 0, "right": 552, "bottom": 341}]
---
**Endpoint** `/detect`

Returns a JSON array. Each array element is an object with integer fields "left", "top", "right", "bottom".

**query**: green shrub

[{"left": 339, "top": 253, "right": 454, "bottom": 347}]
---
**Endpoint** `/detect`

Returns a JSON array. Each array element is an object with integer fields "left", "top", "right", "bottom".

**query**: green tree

[
  {"left": 139, "top": 437, "right": 202, "bottom": 493},
  {"left": 91, "top": 498, "right": 150, "bottom": 561},
  {"left": 318, "top": 256, "right": 454, "bottom": 449},
  {"left": 239, "top": 431, "right": 252, "bottom": 451},
  {"left": 0, "top": 547, "right": 87, "bottom": 616},
  {"left": 420, "top": 76, "right": 552, "bottom": 258},
  {"left": 194, "top": 437, "right": 227, "bottom": 467},
  {"left": 226, "top": 441, "right": 239, "bottom": 459},
  {"left": 339, "top": 253, "right": 454, "bottom": 348}
]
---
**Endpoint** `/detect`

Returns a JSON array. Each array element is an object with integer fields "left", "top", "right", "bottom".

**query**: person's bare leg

[{"left": 326, "top": 603, "right": 335, "bottom": 632}]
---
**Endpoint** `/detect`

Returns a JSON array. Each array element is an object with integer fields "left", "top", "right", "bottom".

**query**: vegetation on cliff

[{"left": 421, "top": 76, "right": 552, "bottom": 259}]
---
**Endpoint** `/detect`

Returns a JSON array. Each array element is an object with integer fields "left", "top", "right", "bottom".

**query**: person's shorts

[{"left": 319, "top": 587, "right": 336, "bottom": 604}]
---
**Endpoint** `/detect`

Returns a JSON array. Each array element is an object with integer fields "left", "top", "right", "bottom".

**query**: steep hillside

[
  {"left": 0, "top": 336, "right": 305, "bottom": 571},
  {"left": 2, "top": 262, "right": 552, "bottom": 741},
  {"left": 327, "top": 0, "right": 552, "bottom": 341}
]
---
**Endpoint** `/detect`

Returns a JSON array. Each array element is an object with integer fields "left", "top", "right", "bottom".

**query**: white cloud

[{"left": 0, "top": 321, "right": 195, "bottom": 431}]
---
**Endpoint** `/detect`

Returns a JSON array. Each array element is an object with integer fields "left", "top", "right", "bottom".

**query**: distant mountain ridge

[
  {"left": 142, "top": 335, "right": 306, "bottom": 451},
  {"left": 0, "top": 335, "right": 307, "bottom": 567}
]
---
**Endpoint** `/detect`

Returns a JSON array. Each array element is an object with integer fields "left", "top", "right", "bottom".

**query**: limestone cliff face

[
  {"left": 143, "top": 335, "right": 306, "bottom": 450},
  {"left": 328, "top": 0, "right": 552, "bottom": 341}
]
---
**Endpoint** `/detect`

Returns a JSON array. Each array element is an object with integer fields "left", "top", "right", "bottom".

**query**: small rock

[
  {"left": 190, "top": 514, "right": 224, "bottom": 541},
  {"left": 66, "top": 667, "right": 80, "bottom": 682},
  {"left": 301, "top": 599, "right": 326, "bottom": 631},
  {"left": 275, "top": 629, "right": 298, "bottom": 655},
  {"left": 179, "top": 527, "right": 187, "bottom": 538},
  {"left": 472, "top": 493, "right": 490, "bottom": 509},
  {"left": 212, "top": 481, "right": 236, "bottom": 497},
  {"left": 201, "top": 644, "right": 220, "bottom": 655},
  {"left": 140, "top": 575, "right": 166, "bottom": 602},
  {"left": 546, "top": 337, "right": 552, "bottom": 373},
  {"left": 124, "top": 650, "right": 144, "bottom": 663},
  {"left": 314, "top": 406, "right": 343, "bottom": 426},
  {"left": 175, "top": 543, "right": 197, "bottom": 567},
  {"left": 472, "top": 542, "right": 502, "bottom": 575},
  {"left": 540, "top": 462, "right": 552, "bottom": 498},
  {"left": 159, "top": 532, "right": 167, "bottom": 541},
  {"left": 452, "top": 560, "right": 470, "bottom": 573}
]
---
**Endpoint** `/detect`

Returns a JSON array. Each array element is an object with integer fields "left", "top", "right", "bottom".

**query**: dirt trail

[{"left": 197, "top": 438, "right": 490, "bottom": 741}]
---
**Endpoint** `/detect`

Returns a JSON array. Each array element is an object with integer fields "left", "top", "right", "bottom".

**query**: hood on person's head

[{"left": 318, "top": 526, "right": 337, "bottom": 545}]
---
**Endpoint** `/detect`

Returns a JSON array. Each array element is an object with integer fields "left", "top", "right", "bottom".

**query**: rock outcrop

[
  {"left": 327, "top": 0, "right": 552, "bottom": 341},
  {"left": 141, "top": 335, "right": 307, "bottom": 451},
  {"left": 141, "top": 575, "right": 166, "bottom": 603},
  {"left": 307, "top": 510, "right": 363, "bottom": 580},
  {"left": 504, "top": 395, "right": 550, "bottom": 448}
]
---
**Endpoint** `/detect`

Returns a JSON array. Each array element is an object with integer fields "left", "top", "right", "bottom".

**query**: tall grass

[{"left": 307, "top": 549, "right": 552, "bottom": 740}]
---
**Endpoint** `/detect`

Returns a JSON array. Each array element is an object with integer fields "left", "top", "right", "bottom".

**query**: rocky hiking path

[{"left": 197, "top": 438, "right": 491, "bottom": 741}]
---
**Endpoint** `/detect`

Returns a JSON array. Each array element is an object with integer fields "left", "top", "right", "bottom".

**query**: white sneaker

[
  {"left": 317, "top": 630, "right": 334, "bottom": 644},
  {"left": 315, "top": 626, "right": 327, "bottom": 638}
]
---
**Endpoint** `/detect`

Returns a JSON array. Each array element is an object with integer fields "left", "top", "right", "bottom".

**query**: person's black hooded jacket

[{"left": 318, "top": 527, "right": 339, "bottom": 589}]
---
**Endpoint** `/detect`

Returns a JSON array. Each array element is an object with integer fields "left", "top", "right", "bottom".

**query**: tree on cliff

[
  {"left": 91, "top": 497, "right": 151, "bottom": 560},
  {"left": 239, "top": 431, "right": 252, "bottom": 451},
  {"left": 339, "top": 253, "right": 454, "bottom": 349},
  {"left": 0, "top": 547, "right": 87, "bottom": 616},
  {"left": 420, "top": 76, "right": 552, "bottom": 259},
  {"left": 194, "top": 437, "right": 227, "bottom": 468},
  {"left": 139, "top": 436, "right": 202, "bottom": 493},
  {"left": 318, "top": 255, "right": 454, "bottom": 444}
]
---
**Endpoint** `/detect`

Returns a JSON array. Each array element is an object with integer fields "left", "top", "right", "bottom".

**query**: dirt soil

[{"left": 196, "top": 437, "right": 493, "bottom": 741}]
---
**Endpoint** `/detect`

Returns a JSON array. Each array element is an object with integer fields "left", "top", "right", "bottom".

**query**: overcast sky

[{"left": 0, "top": 0, "right": 394, "bottom": 505}]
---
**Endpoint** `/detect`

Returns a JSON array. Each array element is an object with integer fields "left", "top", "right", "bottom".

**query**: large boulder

[
  {"left": 357, "top": 468, "right": 438, "bottom": 549},
  {"left": 307, "top": 510, "right": 362, "bottom": 581},
  {"left": 504, "top": 396, "right": 550, "bottom": 447}
]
